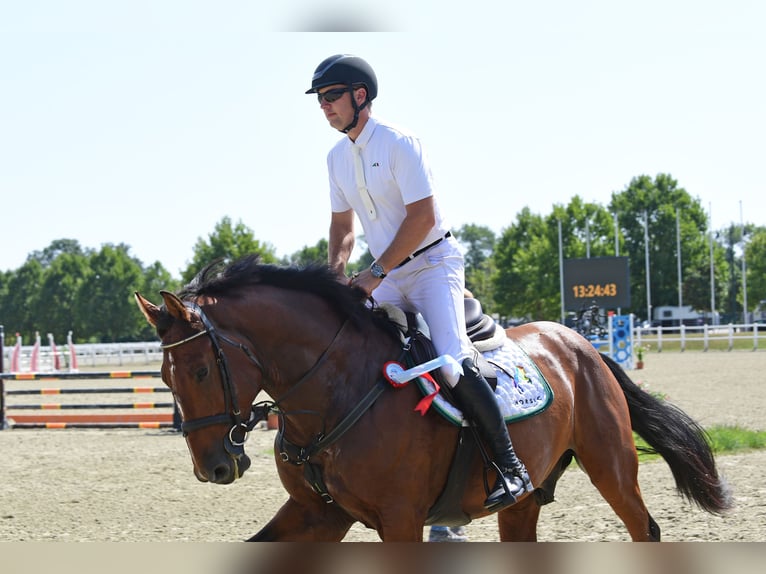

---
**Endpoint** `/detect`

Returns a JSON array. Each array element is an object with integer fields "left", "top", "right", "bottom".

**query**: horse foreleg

[
  {"left": 247, "top": 497, "right": 355, "bottom": 541},
  {"left": 497, "top": 495, "right": 541, "bottom": 541},
  {"left": 376, "top": 513, "right": 426, "bottom": 541}
]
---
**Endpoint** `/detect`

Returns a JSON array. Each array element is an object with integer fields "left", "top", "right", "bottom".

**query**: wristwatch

[{"left": 370, "top": 261, "right": 387, "bottom": 279}]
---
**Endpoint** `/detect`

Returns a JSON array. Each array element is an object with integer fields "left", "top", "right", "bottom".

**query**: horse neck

[{"left": 225, "top": 288, "right": 400, "bottom": 438}]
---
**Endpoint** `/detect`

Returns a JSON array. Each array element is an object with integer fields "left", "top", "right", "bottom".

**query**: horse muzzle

[{"left": 196, "top": 452, "right": 252, "bottom": 484}]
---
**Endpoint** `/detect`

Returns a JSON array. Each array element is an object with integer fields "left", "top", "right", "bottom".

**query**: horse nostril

[{"left": 212, "top": 463, "right": 231, "bottom": 483}]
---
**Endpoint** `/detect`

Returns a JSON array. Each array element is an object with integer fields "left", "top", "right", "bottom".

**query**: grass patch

[
  {"left": 708, "top": 425, "right": 766, "bottom": 451},
  {"left": 633, "top": 334, "right": 765, "bottom": 353},
  {"left": 635, "top": 424, "right": 766, "bottom": 461}
]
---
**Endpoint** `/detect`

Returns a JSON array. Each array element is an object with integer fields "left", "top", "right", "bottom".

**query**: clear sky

[{"left": 2, "top": 1, "right": 764, "bottom": 278}]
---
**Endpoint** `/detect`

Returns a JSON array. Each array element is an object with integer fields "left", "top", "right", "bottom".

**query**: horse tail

[{"left": 599, "top": 353, "right": 733, "bottom": 515}]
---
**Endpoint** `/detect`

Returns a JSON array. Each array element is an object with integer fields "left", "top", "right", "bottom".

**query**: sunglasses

[{"left": 316, "top": 87, "right": 351, "bottom": 104}]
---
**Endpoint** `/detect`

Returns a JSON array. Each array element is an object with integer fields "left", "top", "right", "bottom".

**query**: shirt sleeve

[
  {"left": 327, "top": 149, "right": 352, "bottom": 213},
  {"left": 390, "top": 135, "right": 436, "bottom": 205}
]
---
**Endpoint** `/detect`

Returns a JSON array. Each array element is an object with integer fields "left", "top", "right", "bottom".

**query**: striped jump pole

[
  {"left": 30, "top": 332, "right": 41, "bottom": 373},
  {"left": 67, "top": 330, "right": 78, "bottom": 372},
  {"left": 48, "top": 333, "right": 61, "bottom": 371},
  {"left": 10, "top": 414, "right": 176, "bottom": 429},
  {"left": 10, "top": 334, "right": 21, "bottom": 373},
  {"left": 0, "top": 370, "right": 181, "bottom": 430},
  {"left": 1, "top": 371, "right": 162, "bottom": 380},
  {"left": 0, "top": 325, "right": 6, "bottom": 430}
]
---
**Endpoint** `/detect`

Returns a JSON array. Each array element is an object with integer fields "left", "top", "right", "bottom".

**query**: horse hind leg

[
  {"left": 497, "top": 451, "right": 574, "bottom": 541},
  {"left": 574, "top": 420, "right": 661, "bottom": 541},
  {"left": 574, "top": 450, "right": 660, "bottom": 540}
]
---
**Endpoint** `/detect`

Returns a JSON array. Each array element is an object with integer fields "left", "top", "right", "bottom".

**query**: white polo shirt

[{"left": 327, "top": 116, "right": 449, "bottom": 260}]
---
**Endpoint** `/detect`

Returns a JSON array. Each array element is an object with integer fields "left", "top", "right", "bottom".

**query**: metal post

[
  {"left": 558, "top": 219, "right": 565, "bottom": 323},
  {"left": 740, "top": 200, "right": 748, "bottom": 323},
  {"left": 709, "top": 203, "right": 716, "bottom": 325},
  {"left": 676, "top": 208, "right": 683, "bottom": 308},
  {"left": 644, "top": 211, "right": 652, "bottom": 325},
  {"left": 615, "top": 212, "right": 621, "bottom": 315}
]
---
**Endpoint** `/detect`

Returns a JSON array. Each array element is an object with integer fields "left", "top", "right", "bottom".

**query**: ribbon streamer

[{"left": 382, "top": 355, "right": 463, "bottom": 416}]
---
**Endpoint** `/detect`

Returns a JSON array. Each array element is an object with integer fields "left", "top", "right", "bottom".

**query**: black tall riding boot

[{"left": 450, "top": 357, "right": 533, "bottom": 512}]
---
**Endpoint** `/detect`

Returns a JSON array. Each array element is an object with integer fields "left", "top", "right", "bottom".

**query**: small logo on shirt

[{"left": 372, "top": 162, "right": 380, "bottom": 167}]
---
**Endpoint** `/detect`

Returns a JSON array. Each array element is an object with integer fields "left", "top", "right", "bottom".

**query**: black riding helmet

[{"left": 306, "top": 54, "right": 378, "bottom": 133}]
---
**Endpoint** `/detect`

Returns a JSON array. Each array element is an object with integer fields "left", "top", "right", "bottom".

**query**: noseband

[{"left": 160, "top": 301, "right": 267, "bottom": 460}]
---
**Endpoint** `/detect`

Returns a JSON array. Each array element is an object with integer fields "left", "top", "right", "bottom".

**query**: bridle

[
  {"left": 160, "top": 297, "right": 396, "bottom": 501},
  {"left": 159, "top": 299, "right": 351, "bottom": 463},
  {"left": 160, "top": 301, "right": 267, "bottom": 460}
]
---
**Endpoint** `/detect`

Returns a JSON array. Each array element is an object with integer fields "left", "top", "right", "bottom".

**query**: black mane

[{"left": 178, "top": 254, "right": 396, "bottom": 334}]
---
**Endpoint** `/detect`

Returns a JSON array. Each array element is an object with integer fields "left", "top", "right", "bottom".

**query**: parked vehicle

[
  {"left": 753, "top": 300, "right": 766, "bottom": 325},
  {"left": 651, "top": 305, "right": 707, "bottom": 328}
]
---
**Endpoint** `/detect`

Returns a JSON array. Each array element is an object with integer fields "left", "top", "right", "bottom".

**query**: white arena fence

[
  {"left": 2, "top": 341, "right": 162, "bottom": 372},
  {"left": 634, "top": 322, "right": 765, "bottom": 352},
  {"left": 2, "top": 322, "right": 765, "bottom": 374}
]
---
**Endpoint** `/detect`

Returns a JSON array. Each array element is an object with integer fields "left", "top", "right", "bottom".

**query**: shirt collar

[{"left": 349, "top": 116, "right": 377, "bottom": 149}]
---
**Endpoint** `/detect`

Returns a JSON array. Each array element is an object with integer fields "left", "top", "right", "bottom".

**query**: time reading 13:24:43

[{"left": 571, "top": 283, "right": 618, "bottom": 299}]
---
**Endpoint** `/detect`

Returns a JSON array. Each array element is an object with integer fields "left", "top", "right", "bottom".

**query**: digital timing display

[{"left": 563, "top": 256, "right": 630, "bottom": 310}]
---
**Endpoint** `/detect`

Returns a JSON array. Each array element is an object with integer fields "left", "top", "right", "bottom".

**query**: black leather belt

[{"left": 396, "top": 231, "right": 452, "bottom": 268}]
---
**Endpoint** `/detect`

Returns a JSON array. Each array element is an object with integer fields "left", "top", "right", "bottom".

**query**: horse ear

[
  {"left": 159, "top": 290, "right": 193, "bottom": 322},
  {"left": 134, "top": 292, "right": 162, "bottom": 327}
]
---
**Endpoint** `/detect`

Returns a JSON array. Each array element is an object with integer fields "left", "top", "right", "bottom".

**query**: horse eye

[{"left": 195, "top": 367, "right": 209, "bottom": 382}]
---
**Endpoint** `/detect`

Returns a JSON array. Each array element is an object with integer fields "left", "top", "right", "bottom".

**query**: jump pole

[
  {"left": 1, "top": 325, "right": 6, "bottom": 430},
  {"left": 0, "top": 369, "right": 181, "bottom": 431}
]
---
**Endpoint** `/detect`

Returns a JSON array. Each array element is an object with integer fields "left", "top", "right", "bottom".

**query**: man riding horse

[{"left": 307, "top": 53, "right": 533, "bottom": 511}]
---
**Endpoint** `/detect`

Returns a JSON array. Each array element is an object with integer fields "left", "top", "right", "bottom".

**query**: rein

[
  {"left": 159, "top": 300, "right": 375, "bottom": 471},
  {"left": 160, "top": 298, "right": 401, "bottom": 501},
  {"left": 271, "top": 318, "right": 351, "bottom": 407}
]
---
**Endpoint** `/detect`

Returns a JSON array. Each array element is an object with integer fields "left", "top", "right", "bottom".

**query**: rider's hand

[{"left": 348, "top": 269, "right": 382, "bottom": 297}]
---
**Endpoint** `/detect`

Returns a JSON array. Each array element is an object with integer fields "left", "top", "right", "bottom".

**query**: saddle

[
  {"left": 280, "top": 297, "right": 547, "bottom": 521},
  {"left": 380, "top": 298, "right": 537, "bottom": 527},
  {"left": 379, "top": 297, "right": 504, "bottom": 388}
]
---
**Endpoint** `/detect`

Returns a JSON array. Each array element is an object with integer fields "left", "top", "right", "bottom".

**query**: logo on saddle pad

[{"left": 416, "top": 338, "right": 554, "bottom": 426}]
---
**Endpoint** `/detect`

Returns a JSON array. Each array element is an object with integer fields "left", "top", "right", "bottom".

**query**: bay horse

[{"left": 134, "top": 255, "right": 731, "bottom": 541}]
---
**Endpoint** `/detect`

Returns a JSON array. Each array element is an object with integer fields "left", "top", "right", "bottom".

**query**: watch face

[{"left": 371, "top": 262, "right": 385, "bottom": 278}]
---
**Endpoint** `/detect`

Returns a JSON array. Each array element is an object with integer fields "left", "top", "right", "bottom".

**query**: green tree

[
  {"left": 455, "top": 224, "right": 496, "bottom": 271},
  {"left": 557, "top": 196, "right": 617, "bottom": 260},
  {"left": 718, "top": 223, "right": 744, "bottom": 322},
  {"left": 492, "top": 197, "right": 616, "bottom": 322},
  {"left": 454, "top": 224, "right": 497, "bottom": 311},
  {"left": 282, "top": 239, "right": 329, "bottom": 267},
  {"left": 0, "top": 269, "right": 9, "bottom": 322},
  {"left": 609, "top": 174, "right": 711, "bottom": 320},
  {"left": 182, "top": 217, "right": 278, "bottom": 283},
  {"left": 28, "top": 239, "right": 87, "bottom": 267},
  {"left": 0, "top": 259, "right": 44, "bottom": 342},
  {"left": 746, "top": 227, "right": 766, "bottom": 308},
  {"left": 493, "top": 208, "right": 559, "bottom": 321},
  {"left": 36, "top": 252, "right": 90, "bottom": 344},
  {"left": 75, "top": 244, "right": 145, "bottom": 342}
]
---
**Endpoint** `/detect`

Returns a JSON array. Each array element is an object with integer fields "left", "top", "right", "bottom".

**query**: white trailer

[{"left": 652, "top": 305, "right": 706, "bottom": 328}]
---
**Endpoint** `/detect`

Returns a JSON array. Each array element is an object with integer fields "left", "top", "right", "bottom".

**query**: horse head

[
  {"left": 135, "top": 290, "right": 265, "bottom": 484},
  {"left": 134, "top": 256, "right": 409, "bottom": 499}
]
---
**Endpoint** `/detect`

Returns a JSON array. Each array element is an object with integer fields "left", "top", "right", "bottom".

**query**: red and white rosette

[{"left": 383, "top": 361, "right": 408, "bottom": 388}]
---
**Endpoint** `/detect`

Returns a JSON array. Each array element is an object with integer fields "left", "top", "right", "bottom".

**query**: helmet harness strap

[{"left": 341, "top": 85, "right": 369, "bottom": 134}]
